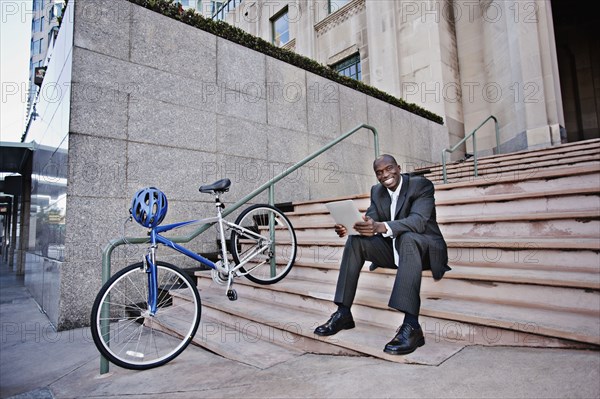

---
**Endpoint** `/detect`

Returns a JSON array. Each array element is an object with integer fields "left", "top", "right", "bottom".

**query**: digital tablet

[{"left": 325, "top": 200, "right": 363, "bottom": 235}]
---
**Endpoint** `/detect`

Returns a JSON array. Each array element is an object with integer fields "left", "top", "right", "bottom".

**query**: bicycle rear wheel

[
  {"left": 90, "top": 262, "right": 201, "bottom": 370},
  {"left": 230, "top": 204, "right": 296, "bottom": 285}
]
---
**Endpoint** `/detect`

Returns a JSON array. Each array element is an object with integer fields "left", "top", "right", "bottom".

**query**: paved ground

[{"left": 1, "top": 262, "right": 599, "bottom": 399}]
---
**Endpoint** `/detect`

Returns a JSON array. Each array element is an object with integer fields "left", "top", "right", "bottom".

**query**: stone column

[{"left": 455, "top": 0, "right": 564, "bottom": 154}]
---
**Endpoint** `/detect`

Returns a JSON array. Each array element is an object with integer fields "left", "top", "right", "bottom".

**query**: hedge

[{"left": 127, "top": 0, "right": 444, "bottom": 125}]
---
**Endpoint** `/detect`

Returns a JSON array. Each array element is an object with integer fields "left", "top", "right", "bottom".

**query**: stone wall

[{"left": 57, "top": 0, "right": 448, "bottom": 329}]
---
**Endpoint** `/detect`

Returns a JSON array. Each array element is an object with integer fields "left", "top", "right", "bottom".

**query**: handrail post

[
  {"left": 268, "top": 184, "right": 275, "bottom": 206},
  {"left": 472, "top": 133, "right": 478, "bottom": 178},
  {"left": 494, "top": 116, "right": 500, "bottom": 154},
  {"left": 442, "top": 150, "right": 448, "bottom": 184},
  {"left": 99, "top": 244, "right": 114, "bottom": 375}
]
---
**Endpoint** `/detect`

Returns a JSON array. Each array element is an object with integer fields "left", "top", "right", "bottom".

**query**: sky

[{"left": 1, "top": 0, "right": 33, "bottom": 143}]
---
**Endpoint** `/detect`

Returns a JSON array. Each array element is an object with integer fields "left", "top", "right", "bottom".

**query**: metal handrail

[
  {"left": 441, "top": 115, "right": 500, "bottom": 184},
  {"left": 99, "top": 123, "right": 379, "bottom": 373}
]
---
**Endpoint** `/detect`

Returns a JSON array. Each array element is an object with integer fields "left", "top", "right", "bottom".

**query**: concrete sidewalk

[{"left": 1, "top": 263, "right": 599, "bottom": 399}]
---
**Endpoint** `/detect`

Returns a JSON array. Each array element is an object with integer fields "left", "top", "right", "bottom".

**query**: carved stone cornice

[
  {"left": 282, "top": 38, "right": 296, "bottom": 52},
  {"left": 314, "top": 0, "right": 366, "bottom": 37}
]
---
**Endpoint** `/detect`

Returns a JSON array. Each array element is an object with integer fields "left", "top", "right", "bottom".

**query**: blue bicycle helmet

[{"left": 130, "top": 187, "right": 168, "bottom": 228}]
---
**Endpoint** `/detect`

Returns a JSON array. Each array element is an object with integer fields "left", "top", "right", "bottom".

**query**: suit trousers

[{"left": 333, "top": 232, "right": 430, "bottom": 316}]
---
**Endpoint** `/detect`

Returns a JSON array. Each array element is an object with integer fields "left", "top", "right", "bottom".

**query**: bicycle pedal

[{"left": 227, "top": 289, "right": 238, "bottom": 301}]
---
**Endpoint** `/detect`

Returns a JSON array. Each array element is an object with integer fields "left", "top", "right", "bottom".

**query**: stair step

[
  {"left": 439, "top": 210, "right": 600, "bottom": 223},
  {"left": 439, "top": 218, "right": 600, "bottom": 238},
  {"left": 427, "top": 150, "right": 600, "bottom": 181},
  {"left": 289, "top": 259, "right": 599, "bottom": 290},
  {"left": 427, "top": 141, "right": 600, "bottom": 173},
  {"left": 293, "top": 237, "right": 600, "bottom": 250},
  {"left": 291, "top": 209, "right": 600, "bottom": 227},
  {"left": 420, "top": 296, "right": 600, "bottom": 345},
  {"left": 196, "top": 287, "right": 466, "bottom": 365},
  {"left": 195, "top": 274, "right": 599, "bottom": 346},
  {"left": 169, "top": 291, "right": 307, "bottom": 369},
  {"left": 437, "top": 195, "right": 600, "bottom": 219},
  {"left": 436, "top": 175, "right": 600, "bottom": 205},
  {"left": 280, "top": 263, "right": 599, "bottom": 312},
  {"left": 432, "top": 264, "right": 600, "bottom": 290},
  {"left": 194, "top": 314, "right": 304, "bottom": 369},
  {"left": 425, "top": 140, "right": 599, "bottom": 173},
  {"left": 289, "top": 170, "right": 600, "bottom": 215},
  {"left": 446, "top": 237, "right": 600, "bottom": 250},
  {"left": 435, "top": 164, "right": 600, "bottom": 189},
  {"left": 290, "top": 217, "right": 600, "bottom": 239},
  {"left": 291, "top": 244, "right": 600, "bottom": 275}
]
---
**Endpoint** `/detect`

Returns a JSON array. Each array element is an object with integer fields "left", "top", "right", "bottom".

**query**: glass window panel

[
  {"left": 328, "top": 0, "right": 350, "bottom": 14},
  {"left": 211, "top": 1, "right": 223, "bottom": 15},
  {"left": 333, "top": 53, "right": 361, "bottom": 81},
  {"left": 272, "top": 8, "right": 289, "bottom": 47}
]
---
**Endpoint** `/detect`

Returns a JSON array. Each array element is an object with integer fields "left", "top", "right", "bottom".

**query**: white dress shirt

[{"left": 382, "top": 176, "right": 402, "bottom": 266}]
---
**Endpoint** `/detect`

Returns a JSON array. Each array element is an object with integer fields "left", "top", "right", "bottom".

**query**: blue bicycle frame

[{"left": 142, "top": 203, "right": 274, "bottom": 315}]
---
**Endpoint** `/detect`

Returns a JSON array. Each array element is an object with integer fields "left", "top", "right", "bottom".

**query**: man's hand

[
  {"left": 334, "top": 224, "right": 347, "bottom": 238},
  {"left": 353, "top": 215, "right": 386, "bottom": 237}
]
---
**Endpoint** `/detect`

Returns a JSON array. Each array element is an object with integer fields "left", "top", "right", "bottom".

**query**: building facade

[
  {"left": 27, "top": 0, "right": 65, "bottom": 118},
  {"left": 215, "top": 0, "right": 599, "bottom": 155},
  {"left": 12, "top": 0, "right": 599, "bottom": 330}
]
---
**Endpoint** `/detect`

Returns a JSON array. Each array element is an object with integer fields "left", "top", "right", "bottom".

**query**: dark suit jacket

[{"left": 365, "top": 173, "right": 450, "bottom": 280}]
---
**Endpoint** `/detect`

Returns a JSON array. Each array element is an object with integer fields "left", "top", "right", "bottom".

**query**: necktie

[{"left": 390, "top": 191, "right": 399, "bottom": 266}]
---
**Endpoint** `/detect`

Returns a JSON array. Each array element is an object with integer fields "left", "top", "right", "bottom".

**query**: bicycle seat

[{"left": 199, "top": 178, "right": 231, "bottom": 194}]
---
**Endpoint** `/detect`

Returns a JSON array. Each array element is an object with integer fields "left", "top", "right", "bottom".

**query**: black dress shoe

[
  {"left": 383, "top": 324, "right": 425, "bottom": 355},
  {"left": 314, "top": 311, "right": 355, "bottom": 336}
]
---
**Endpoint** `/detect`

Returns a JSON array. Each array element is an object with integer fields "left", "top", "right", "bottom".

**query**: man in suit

[{"left": 314, "top": 154, "right": 449, "bottom": 355}]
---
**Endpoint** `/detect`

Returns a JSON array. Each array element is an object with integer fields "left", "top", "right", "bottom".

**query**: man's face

[{"left": 374, "top": 158, "right": 401, "bottom": 191}]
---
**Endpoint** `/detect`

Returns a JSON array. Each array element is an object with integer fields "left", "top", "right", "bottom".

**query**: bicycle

[{"left": 90, "top": 178, "right": 297, "bottom": 370}]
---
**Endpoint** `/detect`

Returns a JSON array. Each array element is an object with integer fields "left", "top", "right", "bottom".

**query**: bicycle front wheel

[
  {"left": 90, "top": 262, "right": 201, "bottom": 370},
  {"left": 230, "top": 204, "right": 297, "bottom": 285}
]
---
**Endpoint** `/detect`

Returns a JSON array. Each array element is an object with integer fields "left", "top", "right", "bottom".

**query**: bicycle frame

[{"left": 142, "top": 199, "right": 274, "bottom": 314}]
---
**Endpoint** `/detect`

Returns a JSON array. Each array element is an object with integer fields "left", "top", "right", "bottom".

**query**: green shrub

[{"left": 128, "top": 0, "right": 443, "bottom": 124}]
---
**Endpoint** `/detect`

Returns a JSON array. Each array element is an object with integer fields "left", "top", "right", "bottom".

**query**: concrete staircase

[{"left": 187, "top": 138, "right": 599, "bottom": 367}]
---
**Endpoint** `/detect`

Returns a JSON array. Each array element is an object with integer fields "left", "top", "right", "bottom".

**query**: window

[
  {"left": 211, "top": 0, "right": 243, "bottom": 20},
  {"left": 32, "top": 39, "right": 44, "bottom": 55},
  {"left": 32, "top": 17, "right": 42, "bottom": 33},
  {"left": 33, "top": 0, "right": 44, "bottom": 12},
  {"left": 333, "top": 53, "right": 361, "bottom": 81},
  {"left": 211, "top": 1, "right": 223, "bottom": 15},
  {"left": 328, "top": 0, "right": 350, "bottom": 14},
  {"left": 48, "top": 26, "right": 59, "bottom": 45},
  {"left": 49, "top": 3, "right": 62, "bottom": 20},
  {"left": 271, "top": 8, "right": 289, "bottom": 47}
]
